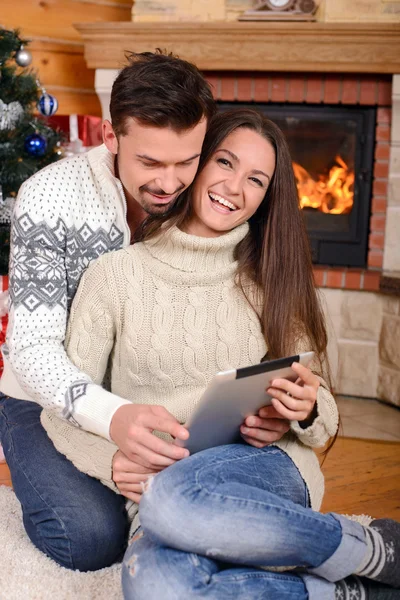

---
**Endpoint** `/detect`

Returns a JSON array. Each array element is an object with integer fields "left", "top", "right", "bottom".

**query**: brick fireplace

[
  {"left": 205, "top": 71, "right": 392, "bottom": 291},
  {"left": 75, "top": 19, "right": 400, "bottom": 404}
]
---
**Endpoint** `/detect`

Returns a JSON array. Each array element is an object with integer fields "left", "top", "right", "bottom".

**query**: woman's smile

[{"left": 208, "top": 191, "right": 239, "bottom": 213}]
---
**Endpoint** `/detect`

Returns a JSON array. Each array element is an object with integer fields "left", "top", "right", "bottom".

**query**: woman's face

[{"left": 184, "top": 127, "right": 276, "bottom": 238}]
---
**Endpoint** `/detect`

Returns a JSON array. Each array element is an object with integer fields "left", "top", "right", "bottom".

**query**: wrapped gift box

[
  {"left": 46, "top": 114, "right": 103, "bottom": 149},
  {"left": 0, "top": 275, "right": 8, "bottom": 379}
]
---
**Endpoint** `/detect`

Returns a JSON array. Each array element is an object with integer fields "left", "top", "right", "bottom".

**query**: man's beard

[
  {"left": 138, "top": 183, "right": 185, "bottom": 216},
  {"left": 115, "top": 154, "right": 185, "bottom": 216}
]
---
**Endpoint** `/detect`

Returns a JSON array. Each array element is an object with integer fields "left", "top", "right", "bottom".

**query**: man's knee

[
  {"left": 23, "top": 499, "right": 128, "bottom": 571},
  {"left": 70, "top": 504, "right": 128, "bottom": 571}
]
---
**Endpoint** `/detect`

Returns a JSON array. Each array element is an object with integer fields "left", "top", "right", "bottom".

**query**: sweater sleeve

[
  {"left": 290, "top": 378, "right": 339, "bottom": 448},
  {"left": 4, "top": 178, "right": 130, "bottom": 440},
  {"left": 289, "top": 336, "right": 339, "bottom": 448}
]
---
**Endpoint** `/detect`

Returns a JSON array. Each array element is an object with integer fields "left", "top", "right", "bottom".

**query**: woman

[{"left": 41, "top": 109, "right": 399, "bottom": 599}]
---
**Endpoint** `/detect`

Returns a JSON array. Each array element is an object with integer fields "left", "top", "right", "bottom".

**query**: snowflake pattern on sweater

[
  {"left": 1, "top": 145, "right": 130, "bottom": 434},
  {"left": 10, "top": 214, "right": 124, "bottom": 311}
]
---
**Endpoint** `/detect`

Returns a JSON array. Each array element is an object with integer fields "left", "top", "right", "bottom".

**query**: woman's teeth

[{"left": 208, "top": 192, "right": 237, "bottom": 211}]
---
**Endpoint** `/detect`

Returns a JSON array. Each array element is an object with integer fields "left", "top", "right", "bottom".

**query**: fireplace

[
  {"left": 219, "top": 103, "right": 376, "bottom": 267},
  {"left": 74, "top": 20, "right": 400, "bottom": 403}
]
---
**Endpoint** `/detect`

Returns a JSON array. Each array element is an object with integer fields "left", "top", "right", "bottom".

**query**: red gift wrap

[
  {"left": 47, "top": 114, "right": 103, "bottom": 148},
  {"left": 0, "top": 275, "right": 9, "bottom": 379}
]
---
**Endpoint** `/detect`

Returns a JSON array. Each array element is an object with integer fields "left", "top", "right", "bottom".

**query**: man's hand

[
  {"left": 110, "top": 404, "right": 189, "bottom": 470},
  {"left": 112, "top": 450, "right": 162, "bottom": 503},
  {"left": 240, "top": 405, "right": 290, "bottom": 448}
]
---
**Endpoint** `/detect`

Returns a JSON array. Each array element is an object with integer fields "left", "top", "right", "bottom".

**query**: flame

[{"left": 293, "top": 155, "right": 354, "bottom": 215}]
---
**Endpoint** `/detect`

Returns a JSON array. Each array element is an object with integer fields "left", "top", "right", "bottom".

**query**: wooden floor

[
  {"left": 320, "top": 437, "right": 400, "bottom": 519},
  {"left": 1, "top": 436, "right": 400, "bottom": 519}
]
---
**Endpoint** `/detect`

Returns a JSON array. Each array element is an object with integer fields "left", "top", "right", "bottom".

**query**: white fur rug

[
  {"left": 0, "top": 485, "right": 123, "bottom": 600},
  {"left": 0, "top": 485, "right": 374, "bottom": 600}
]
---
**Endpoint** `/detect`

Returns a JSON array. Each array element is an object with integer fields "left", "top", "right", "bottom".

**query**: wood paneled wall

[{"left": 2, "top": 0, "right": 133, "bottom": 115}]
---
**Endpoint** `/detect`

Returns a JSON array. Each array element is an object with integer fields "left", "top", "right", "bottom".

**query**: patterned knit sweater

[
  {"left": 41, "top": 223, "right": 339, "bottom": 514},
  {"left": 0, "top": 145, "right": 132, "bottom": 438}
]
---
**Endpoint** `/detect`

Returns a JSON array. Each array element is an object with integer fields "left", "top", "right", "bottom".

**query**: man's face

[{"left": 103, "top": 117, "right": 207, "bottom": 216}]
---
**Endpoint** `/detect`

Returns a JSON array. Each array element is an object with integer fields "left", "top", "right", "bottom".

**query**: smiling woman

[
  {"left": 184, "top": 128, "right": 275, "bottom": 238},
  {"left": 138, "top": 109, "right": 324, "bottom": 362}
]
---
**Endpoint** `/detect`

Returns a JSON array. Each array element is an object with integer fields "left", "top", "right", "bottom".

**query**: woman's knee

[
  {"left": 122, "top": 530, "right": 172, "bottom": 600},
  {"left": 139, "top": 464, "right": 192, "bottom": 541},
  {"left": 122, "top": 530, "right": 206, "bottom": 600}
]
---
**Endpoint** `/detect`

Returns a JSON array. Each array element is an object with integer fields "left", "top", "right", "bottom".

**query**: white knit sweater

[
  {"left": 41, "top": 223, "right": 339, "bottom": 514},
  {"left": 1, "top": 145, "right": 133, "bottom": 438}
]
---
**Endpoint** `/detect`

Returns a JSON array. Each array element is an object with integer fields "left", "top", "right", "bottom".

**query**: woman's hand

[
  {"left": 240, "top": 405, "right": 290, "bottom": 448},
  {"left": 112, "top": 450, "right": 164, "bottom": 503},
  {"left": 267, "top": 361, "right": 320, "bottom": 423}
]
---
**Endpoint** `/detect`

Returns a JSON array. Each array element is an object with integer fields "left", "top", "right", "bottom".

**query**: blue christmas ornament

[
  {"left": 24, "top": 133, "right": 47, "bottom": 157},
  {"left": 37, "top": 92, "right": 58, "bottom": 117}
]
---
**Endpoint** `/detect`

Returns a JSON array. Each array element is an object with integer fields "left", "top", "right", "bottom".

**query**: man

[
  {"left": 0, "top": 50, "right": 288, "bottom": 572},
  {"left": 0, "top": 50, "right": 214, "bottom": 571}
]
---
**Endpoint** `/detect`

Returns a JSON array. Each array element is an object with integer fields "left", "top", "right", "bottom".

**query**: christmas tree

[{"left": 0, "top": 28, "right": 63, "bottom": 275}]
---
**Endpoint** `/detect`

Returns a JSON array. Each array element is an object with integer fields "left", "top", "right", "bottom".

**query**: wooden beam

[
  {"left": 75, "top": 21, "right": 400, "bottom": 73},
  {"left": 2, "top": 0, "right": 131, "bottom": 42}
]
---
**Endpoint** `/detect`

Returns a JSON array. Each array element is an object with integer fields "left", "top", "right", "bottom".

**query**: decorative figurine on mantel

[{"left": 239, "top": 0, "right": 317, "bottom": 21}]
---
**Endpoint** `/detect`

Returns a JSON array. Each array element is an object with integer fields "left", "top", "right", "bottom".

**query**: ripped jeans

[{"left": 122, "top": 444, "right": 368, "bottom": 600}]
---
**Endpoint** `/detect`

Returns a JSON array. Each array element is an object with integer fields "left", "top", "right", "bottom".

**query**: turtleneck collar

[{"left": 143, "top": 222, "right": 249, "bottom": 274}]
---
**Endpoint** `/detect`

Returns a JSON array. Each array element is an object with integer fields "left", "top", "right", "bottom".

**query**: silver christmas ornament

[
  {"left": 0, "top": 99, "right": 24, "bottom": 130},
  {"left": 15, "top": 46, "right": 32, "bottom": 67}
]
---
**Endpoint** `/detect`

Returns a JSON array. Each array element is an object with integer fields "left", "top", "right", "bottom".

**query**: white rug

[
  {"left": 0, "top": 485, "right": 374, "bottom": 600},
  {"left": 0, "top": 485, "right": 123, "bottom": 600}
]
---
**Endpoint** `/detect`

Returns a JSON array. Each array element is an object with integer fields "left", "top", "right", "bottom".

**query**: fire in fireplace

[
  {"left": 219, "top": 103, "right": 376, "bottom": 267},
  {"left": 293, "top": 155, "right": 354, "bottom": 215}
]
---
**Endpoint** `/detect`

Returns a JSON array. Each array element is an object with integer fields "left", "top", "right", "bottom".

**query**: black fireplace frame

[{"left": 218, "top": 103, "right": 376, "bottom": 268}]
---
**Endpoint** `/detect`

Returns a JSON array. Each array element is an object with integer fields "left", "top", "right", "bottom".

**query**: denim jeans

[
  {"left": 123, "top": 444, "right": 368, "bottom": 600},
  {"left": 0, "top": 393, "right": 129, "bottom": 571}
]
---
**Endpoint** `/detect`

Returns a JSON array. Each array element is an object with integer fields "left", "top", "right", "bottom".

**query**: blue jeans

[
  {"left": 0, "top": 394, "right": 129, "bottom": 571},
  {"left": 123, "top": 445, "right": 368, "bottom": 600}
]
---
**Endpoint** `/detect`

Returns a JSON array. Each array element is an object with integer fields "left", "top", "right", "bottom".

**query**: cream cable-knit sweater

[{"left": 41, "top": 223, "right": 339, "bottom": 516}]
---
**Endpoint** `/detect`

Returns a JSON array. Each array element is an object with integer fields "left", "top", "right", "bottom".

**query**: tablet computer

[{"left": 176, "top": 351, "right": 315, "bottom": 454}]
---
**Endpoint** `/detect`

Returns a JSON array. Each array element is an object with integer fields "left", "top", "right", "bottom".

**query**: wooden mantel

[{"left": 75, "top": 21, "right": 400, "bottom": 73}]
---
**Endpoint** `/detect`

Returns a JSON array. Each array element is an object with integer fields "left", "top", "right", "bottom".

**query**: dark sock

[
  {"left": 355, "top": 519, "right": 400, "bottom": 588},
  {"left": 335, "top": 576, "right": 400, "bottom": 600}
]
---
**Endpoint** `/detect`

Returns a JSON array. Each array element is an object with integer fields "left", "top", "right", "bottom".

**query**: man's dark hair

[{"left": 110, "top": 50, "right": 216, "bottom": 136}]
